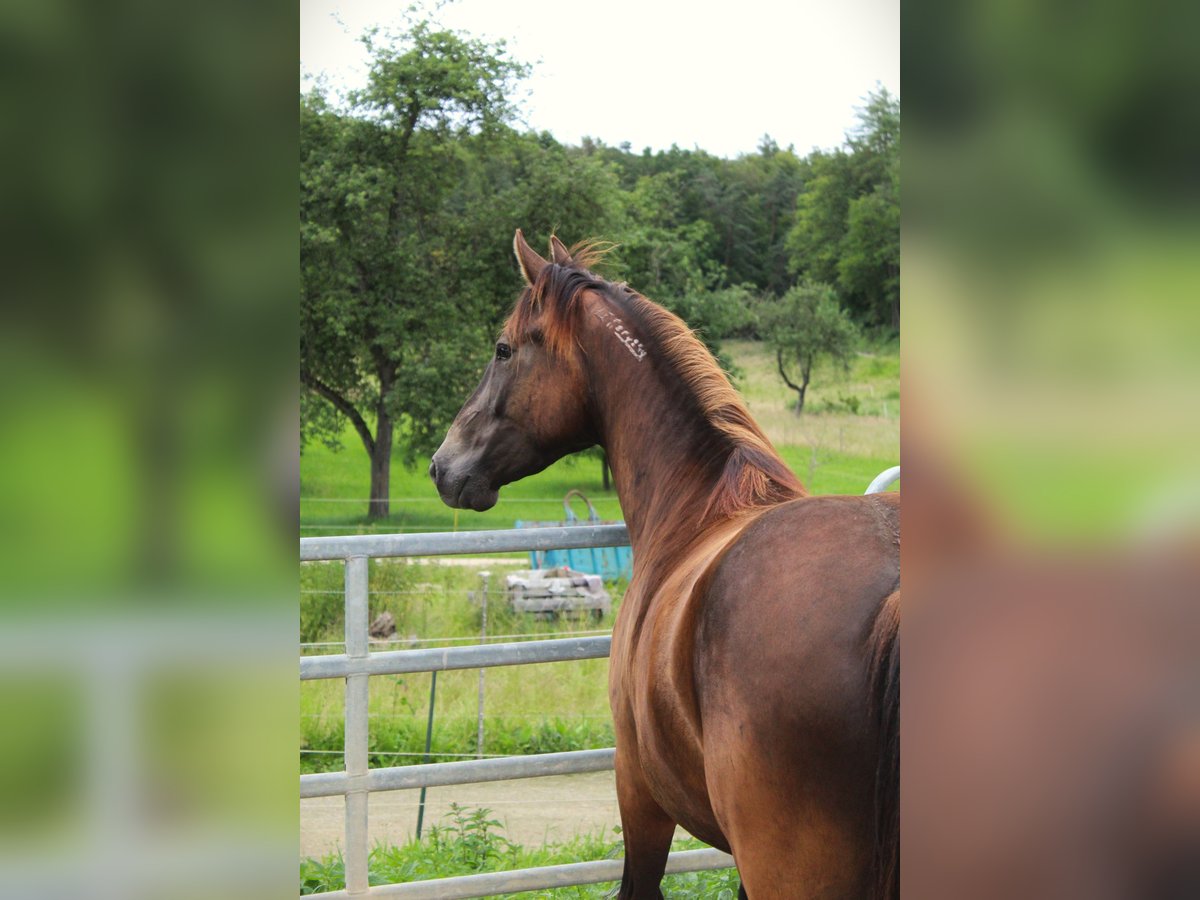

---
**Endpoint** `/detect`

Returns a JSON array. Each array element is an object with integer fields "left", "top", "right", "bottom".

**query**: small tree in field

[{"left": 764, "top": 281, "right": 858, "bottom": 415}]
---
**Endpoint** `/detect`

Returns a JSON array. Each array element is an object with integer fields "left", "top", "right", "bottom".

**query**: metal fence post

[
  {"left": 297, "top": 524, "right": 755, "bottom": 898},
  {"left": 415, "top": 670, "right": 437, "bottom": 840},
  {"left": 344, "top": 556, "right": 370, "bottom": 895},
  {"left": 477, "top": 571, "right": 489, "bottom": 759}
]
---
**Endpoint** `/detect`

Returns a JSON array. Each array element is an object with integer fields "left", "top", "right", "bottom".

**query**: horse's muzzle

[{"left": 429, "top": 449, "right": 499, "bottom": 512}]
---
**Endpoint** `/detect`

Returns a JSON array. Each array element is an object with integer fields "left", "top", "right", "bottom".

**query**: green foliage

[
  {"left": 301, "top": 20, "right": 632, "bottom": 515},
  {"left": 674, "top": 284, "right": 762, "bottom": 342},
  {"left": 427, "top": 803, "right": 517, "bottom": 871},
  {"left": 300, "top": 853, "right": 344, "bottom": 894},
  {"left": 787, "top": 149, "right": 858, "bottom": 285},
  {"left": 301, "top": 21, "right": 534, "bottom": 519},
  {"left": 299, "top": 589, "right": 342, "bottom": 645},
  {"left": 817, "top": 392, "right": 863, "bottom": 416},
  {"left": 354, "top": 22, "right": 528, "bottom": 136},
  {"left": 787, "top": 87, "right": 900, "bottom": 330},
  {"left": 762, "top": 282, "right": 859, "bottom": 414}
]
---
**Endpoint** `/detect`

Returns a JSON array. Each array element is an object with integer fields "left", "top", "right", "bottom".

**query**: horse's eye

[{"left": 495, "top": 342, "right": 512, "bottom": 360}]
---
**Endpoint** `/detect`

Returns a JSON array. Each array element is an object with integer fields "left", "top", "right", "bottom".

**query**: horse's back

[
  {"left": 695, "top": 493, "right": 900, "bottom": 897},
  {"left": 697, "top": 493, "right": 899, "bottom": 697}
]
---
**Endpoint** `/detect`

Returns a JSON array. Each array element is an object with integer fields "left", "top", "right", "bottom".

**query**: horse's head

[{"left": 429, "top": 230, "right": 600, "bottom": 511}]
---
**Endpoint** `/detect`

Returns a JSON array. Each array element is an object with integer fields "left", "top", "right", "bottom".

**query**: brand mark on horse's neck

[{"left": 592, "top": 307, "right": 647, "bottom": 361}]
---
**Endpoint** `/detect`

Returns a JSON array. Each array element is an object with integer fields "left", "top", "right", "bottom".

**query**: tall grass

[
  {"left": 301, "top": 561, "right": 619, "bottom": 773},
  {"left": 724, "top": 338, "right": 900, "bottom": 463}
]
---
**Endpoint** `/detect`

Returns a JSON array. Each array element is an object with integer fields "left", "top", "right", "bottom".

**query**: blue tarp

[{"left": 515, "top": 490, "right": 633, "bottom": 581}]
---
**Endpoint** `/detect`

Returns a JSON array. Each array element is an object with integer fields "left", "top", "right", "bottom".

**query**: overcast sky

[{"left": 301, "top": 0, "right": 899, "bottom": 159}]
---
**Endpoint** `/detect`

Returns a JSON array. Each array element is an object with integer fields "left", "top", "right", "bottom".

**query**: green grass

[
  {"left": 299, "top": 339, "right": 900, "bottom": 535},
  {"left": 724, "top": 338, "right": 900, "bottom": 464},
  {"left": 301, "top": 805, "right": 740, "bottom": 897},
  {"left": 301, "top": 561, "right": 621, "bottom": 773},
  {"left": 302, "top": 450, "right": 625, "bottom": 536}
]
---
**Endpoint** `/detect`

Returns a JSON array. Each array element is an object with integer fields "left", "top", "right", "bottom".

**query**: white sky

[{"left": 300, "top": 0, "right": 899, "bottom": 159}]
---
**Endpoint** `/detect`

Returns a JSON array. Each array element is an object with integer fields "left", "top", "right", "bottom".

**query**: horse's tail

[{"left": 869, "top": 588, "right": 900, "bottom": 900}]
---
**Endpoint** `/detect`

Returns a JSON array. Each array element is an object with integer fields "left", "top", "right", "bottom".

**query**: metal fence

[
  {"left": 299, "top": 468, "right": 898, "bottom": 898},
  {"left": 300, "top": 524, "right": 734, "bottom": 898}
]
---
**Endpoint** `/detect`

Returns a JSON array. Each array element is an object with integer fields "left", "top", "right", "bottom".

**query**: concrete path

[{"left": 301, "top": 770, "right": 627, "bottom": 858}]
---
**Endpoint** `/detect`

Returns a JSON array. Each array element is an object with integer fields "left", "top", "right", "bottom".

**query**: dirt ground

[{"left": 301, "top": 770, "right": 641, "bottom": 858}]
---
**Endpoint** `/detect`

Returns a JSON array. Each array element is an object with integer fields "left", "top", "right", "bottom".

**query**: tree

[
  {"left": 840, "top": 88, "right": 900, "bottom": 329},
  {"left": 786, "top": 87, "right": 900, "bottom": 331},
  {"left": 740, "top": 137, "right": 808, "bottom": 296},
  {"left": 786, "top": 148, "right": 860, "bottom": 288},
  {"left": 300, "top": 23, "right": 529, "bottom": 519},
  {"left": 763, "top": 281, "right": 858, "bottom": 414},
  {"left": 839, "top": 158, "right": 900, "bottom": 329}
]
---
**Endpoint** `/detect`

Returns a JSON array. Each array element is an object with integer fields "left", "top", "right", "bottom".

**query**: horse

[{"left": 430, "top": 230, "right": 900, "bottom": 899}]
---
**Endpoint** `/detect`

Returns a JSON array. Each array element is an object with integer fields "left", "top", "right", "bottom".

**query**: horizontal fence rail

[
  {"left": 301, "top": 748, "right": 617, "bottom": 799},
  {"left": 300, "top": 470, "right": 897, "bottom": 897},
  {"left": 300, "top": 523, "right": 630, "bottom": 562},
  {"left": 865, "top": 465, "right": 901, "bottom": 495},
  {"left": 313, "top": 848, "right": 736, "bottom": 900},
  {"left": 301, "top": 635, "right": 611, "bottom": 680}
]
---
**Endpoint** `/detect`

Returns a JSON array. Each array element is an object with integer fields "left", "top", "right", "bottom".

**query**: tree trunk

[
  {"left": 368, "top": 407, "right": 392, "bottom": 520},
  {"left": 776, "top": 349, "right": 811, "bottom": 416},
  {"left": 792, "top": 382, "right": 808, "bottom": 416},
  {"left": 302, "top": 370, "right": 387, "bottom": 522}
]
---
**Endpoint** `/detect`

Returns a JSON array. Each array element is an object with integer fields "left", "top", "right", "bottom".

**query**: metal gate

[{"left": 300, "top": 524, "right": 733, "bottom": 899}]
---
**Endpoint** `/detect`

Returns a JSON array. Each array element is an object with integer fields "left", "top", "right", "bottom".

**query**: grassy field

[
  {"left": 300, "top": 339, "right": 900, "bottom": 535},
  {"left": 724, "top": 338, "right": 899, "bottom": 460}
]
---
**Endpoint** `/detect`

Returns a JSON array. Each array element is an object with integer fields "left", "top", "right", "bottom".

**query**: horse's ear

[
  {"left": 514, "top": 229, "right": 548, "bottom": 284},
  {"left": 549, "top": 235, "right": 572, "bottom": 265}
]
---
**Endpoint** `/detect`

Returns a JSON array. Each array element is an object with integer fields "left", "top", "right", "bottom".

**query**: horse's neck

[{"left": 585, "top": 332, "right": 729, "bottom": 567}]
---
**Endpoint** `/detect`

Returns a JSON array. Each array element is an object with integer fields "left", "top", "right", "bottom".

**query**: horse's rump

[{"left": 680, "top": 494, "right": 900, "bottom": 894}]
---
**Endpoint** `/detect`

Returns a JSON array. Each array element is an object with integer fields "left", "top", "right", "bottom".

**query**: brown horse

[{"left": 431, "top": 231, "right": 899, "bottom": 899}]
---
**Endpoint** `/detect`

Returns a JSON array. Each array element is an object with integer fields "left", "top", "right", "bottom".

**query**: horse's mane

[{"left": 505, "top": 239, "right": 806, "bottom": 518}]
